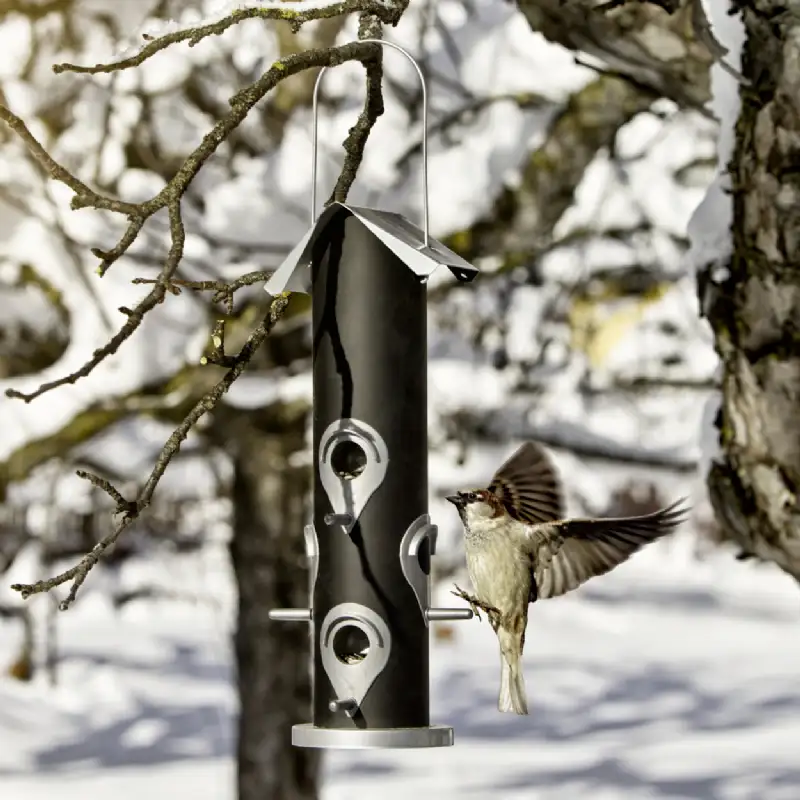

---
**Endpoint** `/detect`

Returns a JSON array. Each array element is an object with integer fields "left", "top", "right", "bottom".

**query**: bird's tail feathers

[{"left": 498, "top": 654, "right": 528, "bottom": 715}]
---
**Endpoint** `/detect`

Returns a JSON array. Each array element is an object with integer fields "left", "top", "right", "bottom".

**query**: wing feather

[
  {"left": 489, "top": 442, "right": 565, "bottom": 525},
  {"left": 531, "top": 499, "right": 689, "bottom": 600}
]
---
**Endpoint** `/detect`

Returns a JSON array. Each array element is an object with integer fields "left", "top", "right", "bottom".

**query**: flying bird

[{"left": 446, "top": 442, "right": 689, "bottom": 715}]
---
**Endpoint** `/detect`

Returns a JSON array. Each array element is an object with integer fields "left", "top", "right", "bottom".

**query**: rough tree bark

[
  {"left": 221, "top": 402, "right": 319, "bottom": 800},
  {"left": 705, "top": 1, "right": 800, "bottom": 579}
]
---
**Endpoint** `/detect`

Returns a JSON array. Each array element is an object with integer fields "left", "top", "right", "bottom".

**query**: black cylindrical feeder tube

[{"left": 311, "top": 209, "right": 430, "bottom": 729}]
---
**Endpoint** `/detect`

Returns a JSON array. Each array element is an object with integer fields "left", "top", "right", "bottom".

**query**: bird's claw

[
  {"left": 451, "top": 584, "right": 500, "bottom": 621},
  {"left": 451, "top": 585, "right": 481, "bottom": 621}
]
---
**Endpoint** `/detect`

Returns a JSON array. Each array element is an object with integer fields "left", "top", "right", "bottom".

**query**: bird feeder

[{"left": 265, "top": 40, "right": 478, "bottom": 749}]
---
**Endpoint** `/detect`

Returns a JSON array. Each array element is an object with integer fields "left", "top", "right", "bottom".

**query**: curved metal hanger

[{"left": 310, "top": 39, "right": 429, "bottom": 249}]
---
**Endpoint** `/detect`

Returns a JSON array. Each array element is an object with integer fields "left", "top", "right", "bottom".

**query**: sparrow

[{"left": 446, "top": 442, "right": 689, "bottom": 715}]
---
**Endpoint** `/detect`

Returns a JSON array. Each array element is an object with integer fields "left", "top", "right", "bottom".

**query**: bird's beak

[{"left": 446, "top": 493, "right": 464, "bottom": 508}]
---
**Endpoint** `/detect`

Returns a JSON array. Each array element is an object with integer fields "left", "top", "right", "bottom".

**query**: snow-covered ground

[{"left": 1, "top": 522, "right": 798, "bottom": 800}]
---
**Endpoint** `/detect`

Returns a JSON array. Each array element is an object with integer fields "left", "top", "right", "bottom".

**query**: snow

[
  {"left": 205, "top": 0, "right": 354, "bottom": 15},
  {"left": 0, "top": 13, "right": 32, "bottom": 80},
  {"left": 0, "top": 212, "right": 208, "bottom": 466},
  {"left": 0, "top": 0, "right": 595, "bottom": 463},
  {"left": 686, "top": 176, "right": 732, "bottom": 277},
  {"left": 223, "top": 371, "right": 312, "bottom": 409},
  {"left": 2, "top": 522, "right": 799, "bottom": 799},
  {"left": 558, "top": 108, "right": 716, "bottom": 242},
  {"left": 0, "top": 281, "right": 64, "bottom": 338},
  {"left": 292, "top": 1, "right": 594, "bottom": 238},
  {"left": 686, "top": 0, "right": 746, "bottom": 275},
  {"left": 685, "top": 0, "right": 747, "bottom": 486}
]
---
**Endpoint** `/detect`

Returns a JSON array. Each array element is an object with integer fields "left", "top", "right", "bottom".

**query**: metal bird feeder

[{"left": 265, "top": 40, "right": 478, "bottom": 749}]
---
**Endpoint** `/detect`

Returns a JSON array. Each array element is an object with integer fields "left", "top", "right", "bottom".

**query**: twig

[
  {"left": 0, "top": 105, "right": 139, "bottom": 216},
  {"left": 131, "top": 271, "right": 271, "bottom": 315},
  {"left": 91, "top": 217, "right": 147, "bottom": 274},
  {"left": 6, "top": 201, "right": 187, "bottom": 402},
  {"left": 132, "top": 271, "right": 274, "bottom": 368},
  {"left": 10, "top": 293, "right": 291, "bottom": 610},
  {"left": 328, "top": 27, "right": 384, "bottom": 203},
  {"left": 3, "top": 38, "right": 384, "bottom": 404},
  {"left": 111, "top": 585, "right": 223, "bottom": 610},
  {"left": 201, "top": 319, "right": 236, "bottom": 368},
  {"left": 75, "top": 470, "right": 137, "bottom": 514},
  {"left": 5, "top": 4, "right": 397, "bottom": 607},
  {"left": 51, "top": 2, "right": 408, "bottom": 77}
]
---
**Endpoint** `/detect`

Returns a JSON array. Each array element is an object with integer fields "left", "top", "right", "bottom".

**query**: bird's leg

[
  {"left": 451, "top": 584, "right": 501, "bottom": 621},
  {"left": 451, "top": 585, "right": 481, "bottom": 620}
]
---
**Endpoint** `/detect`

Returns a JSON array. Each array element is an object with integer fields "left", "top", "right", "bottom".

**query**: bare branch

[
  {"left": 90, "top": 217, "right": 147, "bottom": 274},
  {"left": 52, "top": 2, "right": 408, "bottom": 76},
  {"left": 441, "top": 75, "right": 654, "bottom": 268},
  {"left": 131, "top": 270, "right": 271, "bottom": 315},
  {"left": 593, "top": 0, "right": 745, "bottom": 82},
  {"left": 75, "top": 470, "right": 136, "bottom": 514},
  {"left": 10, "top": 292, "right": 292, "bottom": 609},
  {"left": 5, "top": 4, "right": 397, "bottom": 607},
  {"left": 443, "top": 409, "right": 699, "bottom": 473},
  {"left": 0, "top": 106, "right": 140, "bottom": 216},
  {"left": 516, "top": 0, "right": 712, "bottom": 112},
  {"left": 329, "top": 44, "right": 385, "bottom": 203},
  {"left": 6, "top": 201, "right": 186, "bottom": 402},
  {"left": 111, "top": 585, "right": 223, "bottom": 610},
  {"left": 202, "top": 319, "right": 235, "bottom": 368},
  {"left": 132, "top": 270, "right": 275, "bottom": 369},
  {"left": 3, "top": 38, "right": 384, "bottom": 403}
]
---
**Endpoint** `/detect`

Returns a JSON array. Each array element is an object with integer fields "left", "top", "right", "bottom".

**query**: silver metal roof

[{"left": 264, "top": 202, "right": 478, "bottom": 295}]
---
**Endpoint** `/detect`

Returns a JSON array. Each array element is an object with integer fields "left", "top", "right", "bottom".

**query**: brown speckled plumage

[{"left": 446, "top": 441, "right": 689, "bottom": 715}]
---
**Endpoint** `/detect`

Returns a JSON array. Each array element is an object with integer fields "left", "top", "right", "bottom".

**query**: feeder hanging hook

[{"left": 310, "top": 39, "right": 430, "bottom": 250}]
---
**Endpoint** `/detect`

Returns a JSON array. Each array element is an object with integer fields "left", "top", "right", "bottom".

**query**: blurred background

[{"left": 1, "top": 1, "right": 798, "bottom": 799}]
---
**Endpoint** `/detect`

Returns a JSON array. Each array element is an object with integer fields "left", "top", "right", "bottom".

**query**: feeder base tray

[{"left": 292, "top": 723, "right": 454, "bottom": 749}]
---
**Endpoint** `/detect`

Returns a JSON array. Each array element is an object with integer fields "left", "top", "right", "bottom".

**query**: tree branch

[
  {"left": 11, "top": 292, "right": 291, "bottom": 609},
  {"left": 3, "top": 38, "right": 384, "bottom": 403},
  {"left": 0, "top": 106, "right": 139, "bottom": 216},
  {"left": 443, "top": 408, "right": 698, "bottom": 472},
  {"left": 329, "top": 44, "right": 385, "bottom": 203},
  {"left": 516, "top": 0, "right": 712, "bottom": 112},
  {"left": 51, "top": 1, "right": 407, "bottom": 78},
  {"left": 4, "top": 4, "right": 399, "bottom": 606},
  {"left": 131, "top": 270, "right": 271, "bottom": 315},
  {"left": 443, "top": 75, "right": 653, "bottom": 269},
  {"left": 6, "top": 201, "right": 186, "bottom": 402}
]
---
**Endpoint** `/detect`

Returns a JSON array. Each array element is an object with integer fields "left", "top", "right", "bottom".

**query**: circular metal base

[{"left": 292, "top": 723, "right": 454, "bottom": 749}]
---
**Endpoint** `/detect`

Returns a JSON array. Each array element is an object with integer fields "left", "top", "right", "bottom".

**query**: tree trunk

[
  {"left": 706, "top": 2, "right": 800, "bottom": 579},
  {"left": 225, "top": 405, "right": 320, "bottom": 800}
]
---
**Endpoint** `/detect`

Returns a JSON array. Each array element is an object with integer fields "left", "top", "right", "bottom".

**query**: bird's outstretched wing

[
  {"left": 489, "top": 441, "right": 565, "bottom": 525},
  {"left": 530, "top": 499, "right": 689, "bottom": 600}
]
